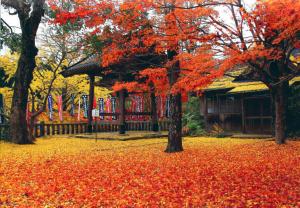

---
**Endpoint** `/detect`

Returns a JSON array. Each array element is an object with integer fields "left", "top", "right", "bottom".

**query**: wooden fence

[
  {"left": 0, "top": 124, "right": 9, "bottom": 141},
  {"left": 0, "top": 121, "right": 169, "bottom": 140}
]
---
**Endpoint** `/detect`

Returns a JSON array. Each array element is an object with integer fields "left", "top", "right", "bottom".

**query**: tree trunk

[
  {"left": 119, "top": 89, "right": 126, "bottom": 134},
  {"left": 10, "top": 50, "right": 38, "bottom": 144},
  {"left": 165, "top": 93, "right": 183, "bottom": 152},
  {"left": 150, "top": 82, "right": 159, "bottom": 132},
  {"left": 8, "top": 2, "right": 44, "bottom": 144},
  {"left": 165, "top": 50, "right": 183, "bottom": 153},
  {"left": 272, "top": 81, "right": 289, "bottom": 144}
]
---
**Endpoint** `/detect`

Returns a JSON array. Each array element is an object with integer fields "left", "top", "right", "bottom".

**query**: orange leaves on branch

[
  {"left": 49, "top": 0, "right": 218, "bottom": 94},
  {"left": 112, "top": 81, "right": 148, "bottom": 93},
  {"left": 139, "top": 68, "right": 169, "bottom": 95},
  {"left": 50, "top": 0, "right": 300, "bottom": 95},
  {"left": 171, "top": 48, "right": 217, "bottom": 93}
]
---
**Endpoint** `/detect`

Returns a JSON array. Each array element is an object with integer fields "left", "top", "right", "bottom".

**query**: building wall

[{"left": 201, "top": 92, "right": 273, "bottom": 135}]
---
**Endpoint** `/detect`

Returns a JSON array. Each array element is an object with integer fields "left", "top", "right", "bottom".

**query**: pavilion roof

[
  {"left": 60, "top": 56, "right": 104, "bottom": 78},
  {"left": 61, "top": 53, "right": 166, "bottom": 80},
  {"left": 205, "top": 65, "right": 300, "bottom": 94}
]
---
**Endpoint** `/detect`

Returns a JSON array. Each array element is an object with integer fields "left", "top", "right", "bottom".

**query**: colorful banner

[
  {"left": 48, "top": 95, "right": 53, "bottom": 120},
  {"left": 99, "top": 98, "right": 104, "bottom": 120},
  {"left": 136, "top": 95, "right": 144, "bottom": 121},
  {"left": 131, "top": 96, "right": 137, "bottom": 121},
  {"left": 77, "top": 97, "right": 81, "bottom": 121},
  {"left": 111, "top": 97, "right": 117, "bottom": 120},
  {"left": 93, "top": 98, "right": 97, "bottom": 109},
  {"left": 70, "top": 94, "right": 75, "bottom": 116},
  {"left": 57, "top": 95, "right": 63, "bottom": 122},
  {"left": 82, "top": 95, "right": 88, "bottom": 118},
  {"left": 156, "top": 96, "right": 165, "bottom": 118}
]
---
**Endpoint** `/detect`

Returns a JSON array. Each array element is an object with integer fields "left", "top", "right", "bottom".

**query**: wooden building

[
  {"left": 61, "top": 53, "right": 165, "bottom": 134},
  {"left": 200, "top": 70, "right": 300, "bottom": 135}
]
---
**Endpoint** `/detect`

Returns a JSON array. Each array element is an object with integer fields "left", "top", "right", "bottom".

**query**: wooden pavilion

[
  {"left": 200, "top": 67, "right": 300, "bottom": 135},
  {"left": 61, "top": 53, "right": 165, "bottom": 134}
]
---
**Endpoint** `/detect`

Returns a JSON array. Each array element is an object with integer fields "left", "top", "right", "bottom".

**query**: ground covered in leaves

[{"left": 0, "top": 137, "right": 299, "bottom": 207}]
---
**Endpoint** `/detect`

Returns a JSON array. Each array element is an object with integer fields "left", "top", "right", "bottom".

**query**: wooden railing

[
  {"left": 0, "top": 124, "right": 10, "bottom": 141},
  {"left": 0, "top": 121, "right": 170, "bottom": 140}
]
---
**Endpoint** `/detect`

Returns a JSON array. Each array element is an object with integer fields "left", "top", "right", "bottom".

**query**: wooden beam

[
  {"left": 87, "top": 75, "right": 95, "bottom": 132},
  {"left": 241, "top": 95, "right": 246, "bottom": 133},
  {"left": 98, "top": 112, "right": 152, "bottom": 116}
]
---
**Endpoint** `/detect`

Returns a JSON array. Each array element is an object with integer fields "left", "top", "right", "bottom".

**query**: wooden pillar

[
  {"left": 119, "top": 89, "right": 126, "bottom": 134},
  {"left": 150, "top": 82, "right": 159, "bottom": 132},
  {"left": 87, "top": 75, "right": 95, "bottom": 133},
  {"left": 202, "top": 95, "right": 208, "bottom": 131},
  {"left": 241, "top": 95, "right": 246, "bottom": 133}
]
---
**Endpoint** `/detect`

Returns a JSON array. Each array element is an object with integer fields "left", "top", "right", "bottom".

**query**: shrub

[
  {"left": 182, "top": 96, "right": 206, "bottom": 136},
  {"left": 287, "top": 84, "right": 300, "bottom": 137}
]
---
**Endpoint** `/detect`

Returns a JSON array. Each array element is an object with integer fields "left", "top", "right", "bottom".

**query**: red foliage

[
  {"left": 50, "top": 0, "right": 217, "bottom": 95},
  {"left": 49, "top": 0, "right": 300, "bottom": 94},
  {"left": 1, "top": 138, "right": 299, "bottom": 207}
]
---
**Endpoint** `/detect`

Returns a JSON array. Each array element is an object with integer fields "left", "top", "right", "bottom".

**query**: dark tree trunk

[
  {"left": 8, "top": 0, "right": 45, "bottom": 144},
  {"left": 165, "top": 93, "right": 183, "bottom": 152},
  {"left": 87, "top": 75, "right": 95, "bottom": 133},
  {"left": 119, "top": 89, "right": 127, "bottom": 134},
  {"left": 272, "top": 80, "right": 289, "bottom": 144},
  {"left": 150, "top": 82, "right": 159, "bottom": 132},
  {"left": 10, "top": 47, "right": 38, "bottom": 144},
  {"left": 165, "top": 50, "right": 183, "bottom": 153}
]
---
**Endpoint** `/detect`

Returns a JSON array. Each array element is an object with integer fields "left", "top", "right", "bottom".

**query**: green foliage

[
  {"left": 287, "top": 84, "right": 300, "bottom": 136},
  {"left": 0, "top": 21, "right": 21, "bottom": 53},
  {"left": 182, "top": 96, "right": 206, "bottom": 136}
]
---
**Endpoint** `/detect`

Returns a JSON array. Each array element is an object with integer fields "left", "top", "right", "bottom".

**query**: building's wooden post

[
  {"left": 218, "top": 95, "right": 223, "bottom": 131},
  {"left": 150, "top": 82, "right": 159, "bottom": 132},
  {"left": 40, "top": 121, "right": 45, "bottom": 137},
  {"left": 260, "top": 97, "right": 264, "bottom": 134},
  {"left": 241, "top": 95, "right": 246, "bottom": 133},
  {"left": 87, "top": 75, "right": 95, "bottom": 133},
  {"left": 201, "top": 95, "right": 208, "bottom": 131},
  {"left": 118, "top": 89, "right": 127, "bottom": 134}
]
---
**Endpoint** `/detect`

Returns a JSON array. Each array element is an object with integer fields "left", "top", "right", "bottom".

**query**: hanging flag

[
  {"left": 161, "top": 96, "right": 164, "bottom": 118},
  {"left": 0, "top": 94, "right": 4, "bottom": 124},
  {"left": 111, "top": 97, "right": 117, "bottom": 120},
  {"left": 93, "top": 98, "right": 97, "bottom": 109},
  {"left": 99, "top": 98, "right": 104, "bottom": 120},
  {"left": 82, "top": 95, "right": 88, "bottom": 118},
  {"left": 48, "top": 95, "right": 53, "bottom": 120},
  {"left": 125, "top": 98, "right": 132, "bottom": 121},
  {"left": 140, "top": 95, "right": 145, "bottom": 121},
  {"left": 156, "top": 96, "right": 164, "bottom": 118},
  {"left": 136, "top": 95, "right": 142, "bottom": 121},
  {"left": 77, "top": 97, "right": 81, "bottom": 121},
  {"left": 131, "top": 95, "right": 137, "bottom": 121},
  {"left": 92, "top": 98, "right": 98, "bottom": 121},
  {"left": 70, "top": 94, "right": 75, "bottom": 116},
  {"left": 57, "top": 95, "right": 63, "bottom": 122}
]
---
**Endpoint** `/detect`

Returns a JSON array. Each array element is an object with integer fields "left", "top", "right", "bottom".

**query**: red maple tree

[{"left": 51, "top": 0, "right": 300, "bottom": 147}]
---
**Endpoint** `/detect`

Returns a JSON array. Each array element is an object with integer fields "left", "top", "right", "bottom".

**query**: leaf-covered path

[{"left": 0, "top": 137, "right": 299, "bottom": 207}]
